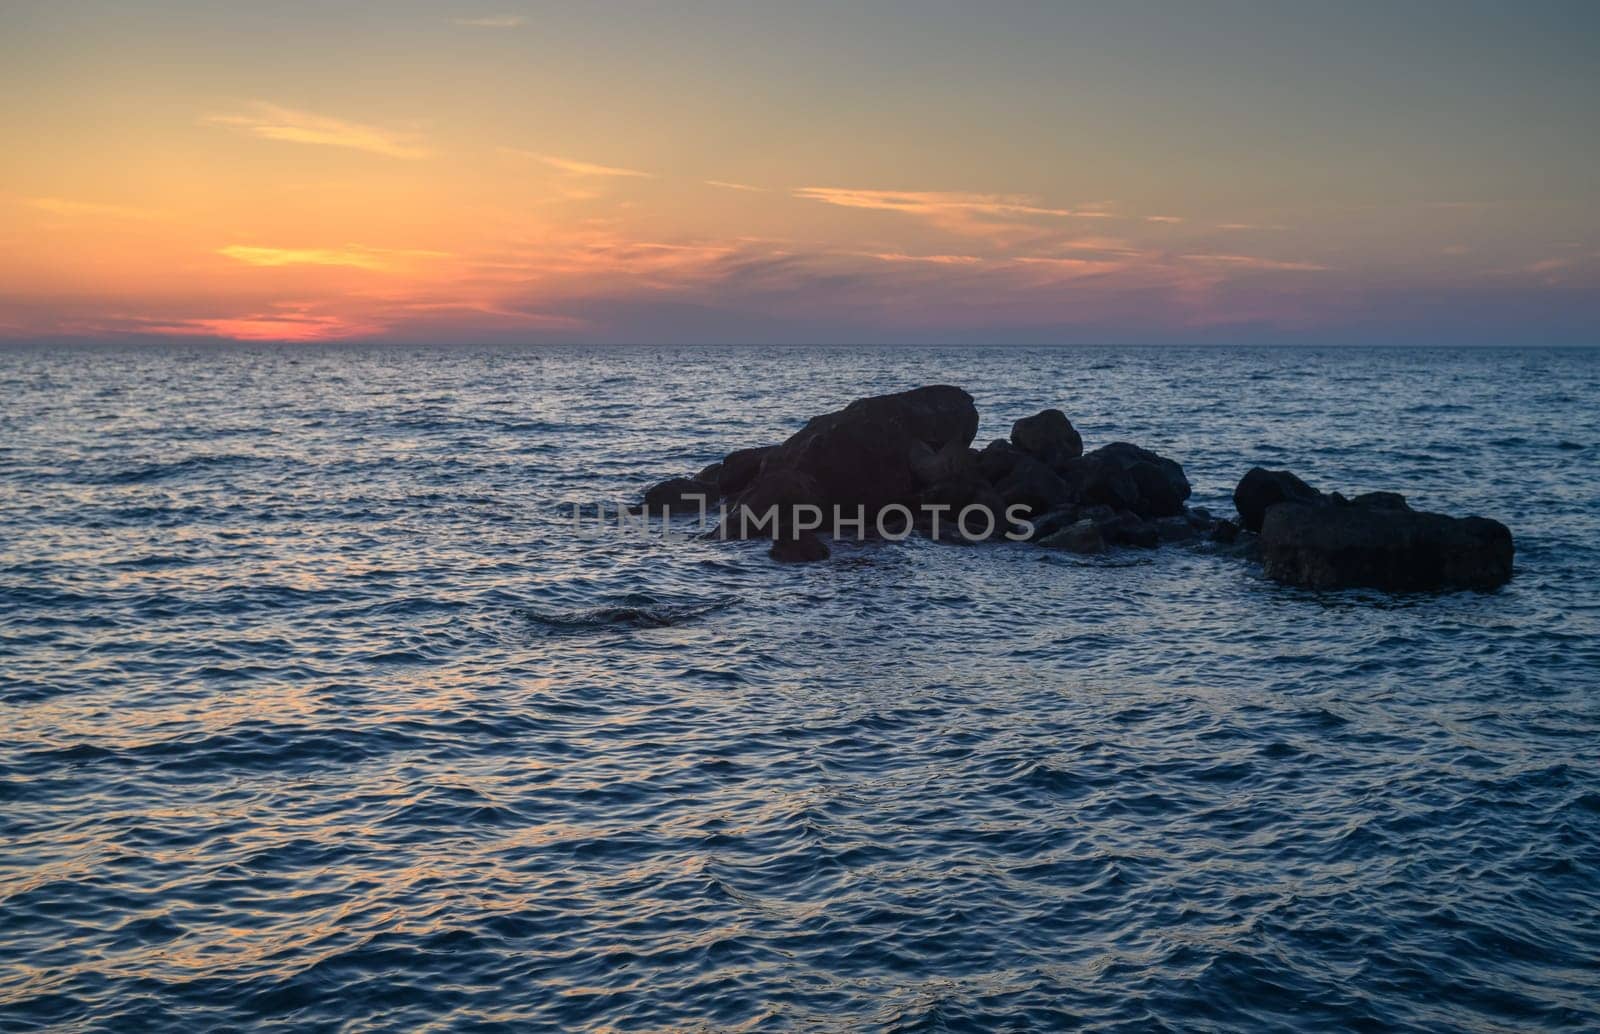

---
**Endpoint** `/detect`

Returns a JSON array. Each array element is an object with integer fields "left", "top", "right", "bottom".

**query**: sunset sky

[{"left": 2, "top": 1, "right": 1596, "bottom": 345}]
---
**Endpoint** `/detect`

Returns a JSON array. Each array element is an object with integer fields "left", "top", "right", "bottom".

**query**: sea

[{"left": 2, "top": 343, "right": 1598, "bottom": 1031}]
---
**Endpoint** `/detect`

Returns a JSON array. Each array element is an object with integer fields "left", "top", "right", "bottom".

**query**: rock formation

[
  {"left": 633, "top": 384, "right": 1514, "bottom": 592},
  {"left": 1231, "top": 467, "right": 1513, "bottom": 590}
]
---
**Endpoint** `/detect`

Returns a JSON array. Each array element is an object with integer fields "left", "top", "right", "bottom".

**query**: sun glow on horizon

[{"left": 1, "top": 2, "right": 1594, "bottom": 344}]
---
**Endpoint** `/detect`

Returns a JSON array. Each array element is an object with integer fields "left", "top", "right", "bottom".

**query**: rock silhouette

[
  {"left": 634, "top": 384, "right": 1513, "bottom": 591},
  {"left": 1234, "top": 467, "right": 1323, "bottom": 533},
  {"left": 1232, "top": 468, "right": 1513, "bottom": 590}
]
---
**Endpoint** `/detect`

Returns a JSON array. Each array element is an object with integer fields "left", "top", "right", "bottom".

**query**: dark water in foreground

[{"left": 2, "top": 344, "right": 1599, "bottom": 1032}]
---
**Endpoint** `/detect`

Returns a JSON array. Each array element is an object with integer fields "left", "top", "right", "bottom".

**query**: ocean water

[{"left": 2, "top": 343, "right": 1599, "bottom": 1032}]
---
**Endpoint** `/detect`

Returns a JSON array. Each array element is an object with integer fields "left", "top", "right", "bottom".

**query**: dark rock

[
  {"left": 977, "top": 439, "right": 1026, "bottom": 483},
  {"left": 1211, "top": 518, "right": 1240, "bottom": 544},
  {"left": 642, "top": 476, "right": 716, "bottom": 513},
  {"left": 1038, "top": 519, "right": 1107, "bottom": 554},
  {"left": 1154, "top": 515, "right": 1200, "bottom": 542},
  {"left": 1186, "top": 506, "right": 1213, "bottom": 529},
  {"left": 1097, "top": 509, "right": 1159, "bottom": 548},
  {"left": 1010, "top": 409, "right": 1083, "bottom": 470},
  {"left": 746, "top": 385, "right": 979, "bottom": 517},
  {"left": 1027, "top": 507, "right": 1082, "bottom": 542},
  {"left": 995, "top": 454, "right": 1071, "bottom": 516},
  {"left": 1234, "top": 467, "right": 1323, "bottom": 533},
  {"left": 911, "top": 438, "right": 978, "bottom": 487},
  {"left": 839, "top": 384, "right": 980, "bottom": 450},
  {"left": 1260, "top": 502, "right": 1513, "bottom": 591},
  {"left": 963, "top": 485, "right": 1010, "bottom": 541},
  {"left": 1066, "top": 442, "right": 1191, "bottom": 518},
  {"left": 1348, "top": 491, "right": 1409, "bottom": 511},
  {"left": 769, "top": 530, "right": 831, "bottom": 563},
  {"left": 916, "top": 474, "right": 982, "bottom": 511},
  {"left": 717, "top": 446, "right": 775, "bottom": 497},
  {"left": 694, "top": 460, "right": 724, "bottom": 489},
  {"left": 720, "top": 468, "right": 823, "bottom": 539}
]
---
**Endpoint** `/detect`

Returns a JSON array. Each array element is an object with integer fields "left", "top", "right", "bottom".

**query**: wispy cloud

[
  {"left": 453, "top": 14, "right": 526, "bottom": 28},
  {"left": 792, "top": 187, "right": 1122, "bottom": 242},
  {"left": 794, "top": 187, "right": 1084, "bottom": 219},
  {"left": 1054, "top": 236, "right": 1142, "bottom": 256},
  {"left": 1524, "top": 257, "right": 1573, "bottom": 274},
  {"left": 27, "top": 197, "right": 163, "bottom": 221},
  {"left": 219, "top": 245, "right": 449, "bottom": 271},
  {"left": 864, "top": 252, "right": 985, "bottom": 265},
  {"left": 1180, "top": 252, "right": 1326, "bottom": 272},
  {"left": 205, "top": 103, "right": 428, "bottom": 159},
  {"left": 502, "top": 149, "right": 652, "bottom": 178},
  {"left": 1013, "top": 256, "right": 1129, "bottom": 279},
  {"left": 706, "top": 179, "right": 766, "bottom": 192},
  {"left": 1144, "top": 215, "right": 1184, "bottom": 224}
]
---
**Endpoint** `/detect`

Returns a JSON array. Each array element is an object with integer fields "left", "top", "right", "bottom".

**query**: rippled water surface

[{"left": 3, "top": 344, "right": 1599, "bottom": 1031}]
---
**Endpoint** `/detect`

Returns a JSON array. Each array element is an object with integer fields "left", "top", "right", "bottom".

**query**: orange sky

[{"left": 3, "top": 3, "right": 1596, "bottom": 344}]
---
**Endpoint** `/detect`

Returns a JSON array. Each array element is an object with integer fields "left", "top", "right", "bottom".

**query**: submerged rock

[
  {"left": 1154, "top": 514, "right": 1201, "bottom": 542},
  {"left": 770, "top": 530, "right": 831, "bottom": 563},
  {"left": 1098, "top": 509, "right": 1159, "bottom": 548},
  {"left": 1038, "top": 519, "right": 1107, "bottom": 554},
  {"left": 1260, "top": 501, "right": 1513, "bottom": 591},
  {"left": 1027, "top": 507, "right": 1083, "bottom": 542}
]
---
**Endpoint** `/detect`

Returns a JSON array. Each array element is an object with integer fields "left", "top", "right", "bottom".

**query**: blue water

[{"left": 2, "top": 344, "right": 1599, "bottom": 1032}]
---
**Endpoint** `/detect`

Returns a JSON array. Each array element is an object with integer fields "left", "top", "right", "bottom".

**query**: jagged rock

[
  {"left": 1211, "top": 518, "right": 1241, "bottom": 544},
  {"left": 1260, "top": 502, "right": 1512, "bottom": 590},
  {"left": 1011, "top": 409, "right": 1083, "bottom": 470},
  {"left": 1234, "top": 467, "right": 1323, "bottom": 533},
  {"left": 1038, "top": 519, "right": 1107, "bottom": 554},
  {"left": 1065, "top": 442, "right": 1191, "bottom": 518}
]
